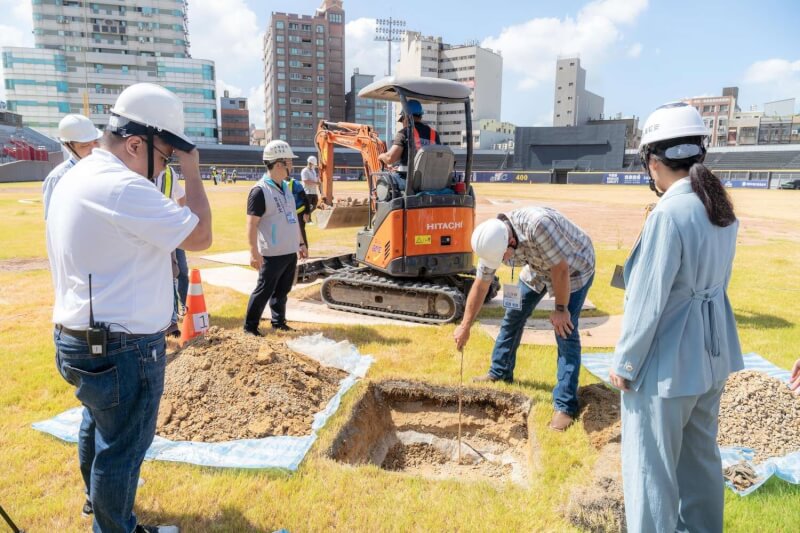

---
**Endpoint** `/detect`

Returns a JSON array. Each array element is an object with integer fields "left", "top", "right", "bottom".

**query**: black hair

[
  {"left": 265, "top": 159, "right": 282, "bottom": 170},
  {"left": 647, "top": 136, "right": 736, "bottom": 227}
]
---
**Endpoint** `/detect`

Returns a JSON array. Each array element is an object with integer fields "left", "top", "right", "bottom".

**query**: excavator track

[{"left": 320, "top": 270, "right": 466, "bottom": 324}]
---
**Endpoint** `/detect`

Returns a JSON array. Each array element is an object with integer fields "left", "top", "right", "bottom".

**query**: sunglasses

[{"left": 138, "top": 136, "right": 175, "bottom": 165}]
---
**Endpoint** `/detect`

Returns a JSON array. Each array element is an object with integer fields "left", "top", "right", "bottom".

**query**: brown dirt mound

[
  {"left": 718, "top": 370, "right": 800, "bottom": 462},
  {"left": 156, "top": 327, "right": 347, "bottom": 442},
  {"left": 0, "top": 257, "right": 49, "bottom": 272}
]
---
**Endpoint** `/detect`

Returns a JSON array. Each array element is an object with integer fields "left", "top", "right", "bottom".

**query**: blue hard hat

[{"left": 398, "top": 99, "right": 424, "bottom": 121}]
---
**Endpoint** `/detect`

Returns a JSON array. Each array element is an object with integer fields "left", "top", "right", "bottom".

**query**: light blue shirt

[
  {"left": 42, "top": 156, "right": 77, "bottom": 219},
  {"left": 613, "top": 178, "right": 744, "bottom": 397}
]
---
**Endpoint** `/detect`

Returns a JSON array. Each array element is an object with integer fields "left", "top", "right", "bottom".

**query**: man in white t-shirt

[
  {"left": 301, "top": 155, "right": 321, "bottom": 217},
  {"left": 47, "top": 83, "right": 211, "bottom": 533},
  {"left": 42, "top": 114, "right": 102, "bottom": 218}
]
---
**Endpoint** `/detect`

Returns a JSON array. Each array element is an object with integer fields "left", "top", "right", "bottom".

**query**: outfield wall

[{"left": 566, "top": 171, "right": 799, "bottom": 189}]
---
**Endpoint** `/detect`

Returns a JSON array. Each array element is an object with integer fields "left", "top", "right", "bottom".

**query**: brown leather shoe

[
  {"left": 549, "top": 411, "right": 574, "bottom": 432},
  {"left": 473, "top": 373, "right": 504, "bottom": 383}
]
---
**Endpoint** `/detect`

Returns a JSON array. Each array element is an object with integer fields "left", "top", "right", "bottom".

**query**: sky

[{"left": 1, "top": 0, "right": 799, "bottom": 130}]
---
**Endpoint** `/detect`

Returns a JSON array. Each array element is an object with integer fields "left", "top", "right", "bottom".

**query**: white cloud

[
  {"left": 742, "top": 58, "right": 800, "bottom": 110},
  {"left": 0, "top": 0, "right": 35, "bottom": 102},
  {"left": 627, "top": 43, "right": 643, "bottom": 58},
  {"left": 481, "top": 0, "right": 648, "bottom": 90},
  {"left": 345, "top": 18, "right": 400, "bottom": 90}
]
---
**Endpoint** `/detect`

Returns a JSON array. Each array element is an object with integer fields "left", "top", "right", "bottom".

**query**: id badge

[
  {"left": 286, "top": 210, "right": 298, "bottom": 224},
  {"left": 502, "top": 283, "right": 522, "bottom": 310}
]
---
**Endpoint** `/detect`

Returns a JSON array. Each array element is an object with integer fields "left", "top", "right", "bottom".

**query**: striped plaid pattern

[{"left": 477, "top": 207, "right": 595, "bottom": 294}]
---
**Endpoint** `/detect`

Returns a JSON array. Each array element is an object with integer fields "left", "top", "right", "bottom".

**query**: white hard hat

[
  {"left": 58, "top": 114, "right": 102, "bottom": 143},
  {"left": 471, "top": 218, "right": 509, "bottom": 270},
  {"left": 263, "top": 140, "right": 297, "bottom": 162},
  {"left": 640, "top": 102, "right": 710, "bottom": 149},
  {"left": 307, "top": 155, "right": 318, "bottom": 165},
  {"left": 108, "top": 83, "right": 195, "bottom": 151}
]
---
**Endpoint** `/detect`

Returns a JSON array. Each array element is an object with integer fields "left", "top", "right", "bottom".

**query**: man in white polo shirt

[{"left": 46, "top": 82, "right": 211, "bottom": 533}]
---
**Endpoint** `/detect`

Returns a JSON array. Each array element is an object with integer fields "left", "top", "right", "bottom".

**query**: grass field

[{"left": 1, "top": 181, "right": 798, "bottom": 531}]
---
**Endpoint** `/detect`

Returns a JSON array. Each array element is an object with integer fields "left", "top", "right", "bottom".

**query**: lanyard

[{"left": 510, "top": 261, "right": 515, "bottom": 283}]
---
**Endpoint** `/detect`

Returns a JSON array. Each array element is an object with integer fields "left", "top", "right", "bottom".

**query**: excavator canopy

[{"left": 358, "top": 76, "right": 472, "bottom": 103}]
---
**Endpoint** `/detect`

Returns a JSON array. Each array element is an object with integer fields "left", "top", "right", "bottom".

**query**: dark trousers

[
  {"left": 298, "top": 215, "right": 308, "bottom": 248},
  {"left": 306, "top": 194, "right": 318, "bottom": 214},
  {"left": 244, "top": 252, "right": 297, "bottom": 331}
]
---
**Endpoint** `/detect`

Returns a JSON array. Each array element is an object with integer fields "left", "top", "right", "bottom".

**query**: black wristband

[{"left": 555, "top": 304, "right": 566, "bottom": 312}]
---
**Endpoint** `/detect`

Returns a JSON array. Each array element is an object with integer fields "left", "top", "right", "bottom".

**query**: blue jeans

[
  {"left": 54, "top": 328, "right": 166, "bottom": 533},
  {"left": 489, "top": 274, "right": 594, "bottom": 415}
]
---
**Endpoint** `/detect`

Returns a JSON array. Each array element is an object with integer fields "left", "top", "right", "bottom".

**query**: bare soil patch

[
  {"left": 328, "top": 380, "right": 533, "bottom": 486},
  {"left": 566, "top": 373, "right": 800, "bottom": 531},
  {"left": 156, "top": 327, "right": 347, "bottom": 442},
  {"left": 0, "top": 257, "right": 49, "bottom": 272}
]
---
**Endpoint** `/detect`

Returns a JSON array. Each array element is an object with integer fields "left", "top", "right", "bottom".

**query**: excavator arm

[{"left": 314, "top": 121, "right": 387, "bottom": 206}]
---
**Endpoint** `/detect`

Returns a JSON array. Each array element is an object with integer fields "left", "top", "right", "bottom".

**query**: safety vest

[
  {"left": 412, "top": 125, "right": 437, "bottom": 149},
  {"left": 160, "top": 165, "right": 174, "bottom": 199},
  {"left": 288, "top": 178, "right": 306, "bottom": 214}
]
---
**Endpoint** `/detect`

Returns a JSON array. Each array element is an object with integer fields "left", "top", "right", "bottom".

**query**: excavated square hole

[{"left": 328, "top": 380, "right": 533, "bottom": 486}]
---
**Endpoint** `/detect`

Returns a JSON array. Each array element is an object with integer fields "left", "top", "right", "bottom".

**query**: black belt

[{"left": 56, "top": 325, "right": 151, "bottom": 341}]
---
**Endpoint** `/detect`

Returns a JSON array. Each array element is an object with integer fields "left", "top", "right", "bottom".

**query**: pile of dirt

[
  {"left": 156, "top": 327, "right": 347, "bottom": 442},
  {"left": 565, "top": 384, "right": 625, "bottom": 533},
  {"left": 718, "top": 370, "right": 800, "bottom": 462}
]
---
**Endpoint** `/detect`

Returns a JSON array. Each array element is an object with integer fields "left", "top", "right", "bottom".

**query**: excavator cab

[{"left": 353, "top": 76, "right": 475, "bottom": 280}]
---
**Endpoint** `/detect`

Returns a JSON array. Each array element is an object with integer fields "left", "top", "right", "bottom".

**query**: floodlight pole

[{"left": 375, "top": 17, "right": 406, "bottom": 142}]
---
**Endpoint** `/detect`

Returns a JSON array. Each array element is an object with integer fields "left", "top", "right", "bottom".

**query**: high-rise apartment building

[
  {"left": 682, "top": 88, "right": 738, "bottom": 147},
  {"left": 263, "top": 0, "right": 345, "bottom": 147},
  {"left": 553, "top": 57, "right": 604, "bottom": 127},
  {"left": 344, "top": 69, "right": 387, "bottom": 140},
  {"left": 220, "top": 90, "right": 249, "bottom": 145},
  {"left": 395, "top": 32, "right": 503, "bottom": 146},
  {"left": 1, "top": 0, "right": 218, "bottom": 143}
]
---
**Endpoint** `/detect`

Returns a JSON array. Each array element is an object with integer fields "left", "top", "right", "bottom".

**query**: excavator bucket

[{"left": 314, "top": 199, "right": 369, "bottom": 229}]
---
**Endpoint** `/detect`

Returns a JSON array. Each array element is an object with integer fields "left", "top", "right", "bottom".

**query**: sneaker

[
  {"left": 243, "top": 327, "right": 263, "bottom": 337},
  {"left": 472, "top": 373, "right": 512, "bottom": 384},
  {"left": 135, "top": 525, "right": 180, "bottom": 533},
  {"left": 272, "top": 323, "right": 294, "bottom": 332},
  {"left": 549, "top": 410, "right": 575, "bottom": 432},
  {"left": 81, "top": 497, "right": 92, "bottom": 517}
]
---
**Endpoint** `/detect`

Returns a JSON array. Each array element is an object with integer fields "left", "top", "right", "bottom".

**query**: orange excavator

[
  {"left": 313, "top": 121, "right": 384, "bottom": 229},
  {"left": 299, "top": 76, "right": 499, "bottom": 324}
]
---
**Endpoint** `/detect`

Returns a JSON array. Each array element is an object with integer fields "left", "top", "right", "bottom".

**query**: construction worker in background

[
  {"left": 301, "top": 155, "right": 321, "bottom": 217},
  {"left": 221, "top": 168, "right": 227, "bottom": 183},
  {"left": 211, "top": 166, "right": 218, "bottom": 185},
  {"left": 46, "top": 82, "right": 211, "bottom": 533},
  {"left": 609, "top": 103, "right": 742, "bottom": 532},
  {"left": 378, "top": 99, "right": 440, "bottom": 189},
  {"left": 154, "top": 164, "right": 189, "bottom": 337},
  {"left": 289, "top": 172, "right": 311, "bottom": 249},
  {"left": 243, "top": 140, "right": 308, "bottom": 336},
  {"left": 454, "top": 208, "right": 595, "bottom": 432},
  {"left": 231, "top": 168, "right": 238, "bottom": 183},
  {"left": 42, "top": 114, "right": 102, "bottom": 218}
]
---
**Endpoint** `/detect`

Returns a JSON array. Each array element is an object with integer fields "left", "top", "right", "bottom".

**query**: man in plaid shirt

[{"left": 454, "top": 207, "right": 595, "bottom": 431}]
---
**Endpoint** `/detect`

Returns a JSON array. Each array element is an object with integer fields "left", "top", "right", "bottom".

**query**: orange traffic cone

[{"left": 180, "top": 268, "right": 209, "bottom": 346}]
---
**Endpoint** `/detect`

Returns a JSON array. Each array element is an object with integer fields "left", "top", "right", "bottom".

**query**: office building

[
  {"left": 1, "top": 0, "right": 218, "bottom": 143},
  {"left": 682, "top": 88, "right": 739, "bottom": 147},
  {"left": 262, "top": 0, "right": 345, "bottom": 146},
  {"left": 395, "top": 31, "right": 503, "bottom": 146},
  {"left": 344, "top": 69, "right": 387, "bottom": 140},
  {"left": 553, "top": 57, "right": 604, "bottom": 127},
  {"left": 220, "top": 90, "right": 249, "bottom": 145}
]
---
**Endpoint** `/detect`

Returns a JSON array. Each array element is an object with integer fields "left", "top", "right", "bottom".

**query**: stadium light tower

[{"left": 375, "top": 17, "right": 406, "bottom": 141}]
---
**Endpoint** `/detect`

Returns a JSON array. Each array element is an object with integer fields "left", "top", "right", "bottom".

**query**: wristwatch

[{"left": 555, "top": 304, "right": 566, "bottom": 312}]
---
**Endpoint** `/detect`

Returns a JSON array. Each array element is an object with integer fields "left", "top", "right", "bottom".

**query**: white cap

[
  {"left": 471, "top": 218, "right": 509, "bottom": 270},
  {"left": 58, "top": 114, "right": 102, "bottom": 143},
  {"left": 263, "top": 140, "right": 297, "bottom": 162},
  {"left": 640, "top": 102, "right": 710, "bottom": 149},
  {"left": 109, "top": 83, "right": 195, "bottom": 151},
  {"left": 307, "top": 155, "right": 318, "bottom": 165}
]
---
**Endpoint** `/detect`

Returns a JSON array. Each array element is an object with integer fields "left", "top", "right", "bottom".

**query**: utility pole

[{"left": 375, "top": 17, "right": 406, "bottom": 142}]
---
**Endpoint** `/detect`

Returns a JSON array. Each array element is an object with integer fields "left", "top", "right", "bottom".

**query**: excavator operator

[{"left": 378, "top": 99, "right": 440, "bottom": 185}]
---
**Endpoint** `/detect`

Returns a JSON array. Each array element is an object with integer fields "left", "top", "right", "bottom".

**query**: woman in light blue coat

[{"left": 610, "top": 102, "right": 743, "bottom": 533}]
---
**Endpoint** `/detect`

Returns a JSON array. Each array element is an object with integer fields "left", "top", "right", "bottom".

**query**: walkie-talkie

[{"left": 86, "top": 274, "right": 108, "bottom": 357}]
